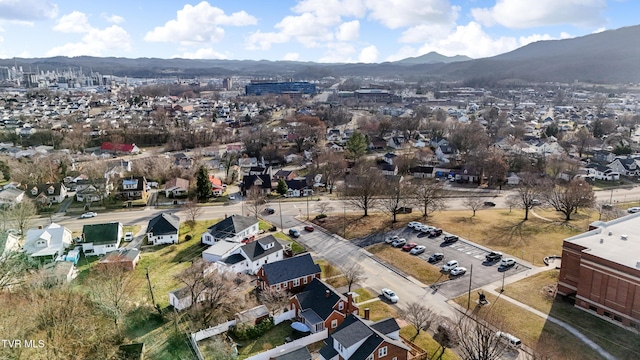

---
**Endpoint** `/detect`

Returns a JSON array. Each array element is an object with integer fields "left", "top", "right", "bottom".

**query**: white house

[
  {"left": 22, "top": 223, "right": 73, "bottom": 263},
  {"left": 506, "top": 173, "right": 521, "bottom": 185},
  {"left": 586, "top": 164, "right": 620, "bottom": 181},
  {"left": 201, "top": 215, "right": 259, "bottom": 245},
  {"left": 0, "top": 231, "right": 20, "bottom": 258},
  {"left": 80, "top": 222, "right": 123, "bottom": 256},
  {"left": 146, "top": 213, "right": 181, "bottom": 246},
  {"left": 0, "top": 187, "right": 24, "bottom": 207},
  {"left": 202, "top": 241, "right": 243, "bottom": 263},
  {"left": 214, "top": 235, "right": 284, "bottom": 275},
  {"left": 169, "top": 287, "right": 196, "bottom": 311}
]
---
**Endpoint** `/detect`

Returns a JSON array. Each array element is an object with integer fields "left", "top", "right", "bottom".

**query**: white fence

[
  {"left": 245, "top": 329, "right": 328, "bottom": 360},
  {"left": 273, "top": 309, "right": 296, "bottom": 325},
  {"left": 192, "top": 319, "right": 237, "bottom": 342}
]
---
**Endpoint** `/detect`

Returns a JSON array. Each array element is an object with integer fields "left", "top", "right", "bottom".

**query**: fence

[
  {"left": 192, "top": 319, "right": 237, "bottom": 342},
  {"left": 245, "top": 329, "right": 328, "bottom": 360},
  {"left": 273, "top": 309, "right": 296, "bottom": 325}
]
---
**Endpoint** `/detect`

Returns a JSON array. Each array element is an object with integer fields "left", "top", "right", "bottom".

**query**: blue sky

[{"left": 0, "top": 0, "right": 636, "bottom": 63}]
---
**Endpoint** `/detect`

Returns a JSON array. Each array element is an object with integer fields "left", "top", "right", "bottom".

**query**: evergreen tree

[
  {"left": 276, "top": 179, "right": 288, "bottom": 195},
  {"left": 346, "top": 131, "right": 368, "bottom": 160},
  {"left": 195, "top": 166, "right": 212, "bottom": 202}
]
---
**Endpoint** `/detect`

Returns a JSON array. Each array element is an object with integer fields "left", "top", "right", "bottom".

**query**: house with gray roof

[
  {"left": 80, "top": 222, "right": 122, "bottom": 256},
  {"left": 146, "top": 213, "right": 181, "bottom": 245},
  {"left": 257, "top": 253, "right": 321, "bottom": 292},
  {"left": 26, "top": 182, "right": 68, "bottom": 204},
  {"left": 319, "top": 314, "right": 409, "bottom": 360},
  {"left": 22, "top": 223, "right": 72, "bottom": 263},
  {"left": 0, "top": 187, "right": 24, "bottom": 208},
  {"left": 214, "top": 235, "right": 284, "bottom": 275},
  {"left": 201, "top": 214, "right": 259, "bottom": 245}
]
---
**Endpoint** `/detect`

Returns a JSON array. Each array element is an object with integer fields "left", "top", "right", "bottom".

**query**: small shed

[{"left": 235, "top": 304, "right": 270, "bottom": 326}]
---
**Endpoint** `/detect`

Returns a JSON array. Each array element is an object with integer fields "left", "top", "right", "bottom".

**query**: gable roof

[
  {"left": 146, "top": 213, "right": 180, "bottom": 235},
  {"left": 285, "top": 179, "right": 308, "bottom": 191},
  {"left": 164, "top": 177, "right": 189, "bottom": 190},
  {"left": 26, "top": 183, "right": 65, "bottom": 197},
  {"left": 82, "top": 222, "right": 121, "bottom": 245},
  {"left": 294, "top": 278, "right": 345, "bottom": 320},
  {"left": 260, "top": 253, "right": 320, "bottom": 285},
  {"left": 271, "top": 345, "right": 312, "bottom": 360},
  {"left": 99, "top": 248, "right": 140, "bottom": 264},
  {"left": 206, "top": 215, "right": 258, "bottom": 240},
  {"left": 242, "top": 174, "right": 272, "bottom": 190},
  {"left": 370, "top": 317, "right": 401, "bottom": 335},
  {"left": 241, "top": 235, "right": 282, "bottom": 261}
]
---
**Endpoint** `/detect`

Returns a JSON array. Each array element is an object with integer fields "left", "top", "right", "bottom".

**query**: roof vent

[{"left": 621, "top": 234, "right": 628, "bottom": 240}]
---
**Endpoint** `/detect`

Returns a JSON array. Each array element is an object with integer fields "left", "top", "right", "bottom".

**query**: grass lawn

[
  {"left": 399, "top": 326, "right": 459, "bottom": 360},
  {"left": 503, "top": 270, "right": 640, "bottom": 359},
  {"left": 353, "top": 287, "right": 376, "bottom": 303},
  {"left": 314, "top": 259, "right": 348, "bottom": 288},
  {"left": 123, "top": 307, "right": 193, "bottom": 360},
  {"left": 271, "top": 231, "right": 305, "bottom": 253},
  {"left": 367, "top": 243, "right": 442, "bottom": 284},
  {"left": 360, "top": 298, "right": 398, "bottom": 321},
  {"left": 233, "top": 321, "right": 293, "bottom": 359},
  {"left": 452, "top": 293, "right": 602, "bottom": 360}
]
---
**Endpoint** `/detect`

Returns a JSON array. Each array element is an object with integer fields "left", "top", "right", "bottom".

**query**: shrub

[
  {"left": 230, "top": 318, "right": 274, "bottom": 340},
  {"left": 185, "top": 234, "right": 192, "bottom": 241},
  {"left": 315, "top": 214, "right": 327, "bottom": 219}
]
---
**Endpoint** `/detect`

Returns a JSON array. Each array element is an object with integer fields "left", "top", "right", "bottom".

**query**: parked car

[
  {"left": 420, "top": 225, "right": 435, "bottom": 234},
  {"left": 304, "top": 225, "right": 314, "bottom": 232},
  {"left": 429, "top": 228, "right": 443, "bottom": 237},
  {"left": 228, "top": 195, "right": 236, "bottom": 200},
  {"left": 428, "top": 253, "right": 444, "bottom": 263},
  {"left": 483, "top": 201, "right": 496, "bottom": 207},
  {"left": 500, "top": 258, "right": 516, "bottom": 268},
  {"left": 485, "top": 251, "right": 503, "bottom": 262},
  {"left": 410, "top": 245, "right": 426, "bottom": 255},
  {"left": 450, "top": 267, "right": 467, "bottom": 276},
  {"left": 443, "top": 235, "right": 459, "bottom": 243},
  {"left": 242, "top": 235, "right": 256, "bottom": 243},
  {"left": 80, "top": 212, "right": 97, "bottom": 219},
  {"left": 124, "top": 232, "right": 133, "bottom": 242},
  {"left": 288, "top": 229, "right": 300, "bottom": 238},
  {"left": 531, "top": 199, "right": 541, "bottom": 206},
  {"left": 627, "top": 207, "right": 640, "bottom": 214},
  {"left": 408, "top": 221, "right": 421, "bottom": 229},
  {"left": 385, "top": 235, "right": 399, "bottom": 244},
  {"left": 496, "top": 332, "right": 522, "bottom": 348},
  {"left": 391, "top": 238, "right": 407, "bottom": 248},
  {"left": 402, "top": 242, "right": 418, "bottom": 251},
  {"left": 381, "top": 288, "right": 399, "bottom": 303},
  {"left": 441, "top": 260, "right": 459, "bottom": 273},
  {"left": 265, "top": 207, "right": 275, "bottom": 214}
]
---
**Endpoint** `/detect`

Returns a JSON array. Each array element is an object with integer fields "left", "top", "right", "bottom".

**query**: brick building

[{"left": 557, "top": 213, "right": 640, "bottom": 330}]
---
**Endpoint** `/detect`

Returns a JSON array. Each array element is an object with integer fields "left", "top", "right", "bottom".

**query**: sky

[{"left": 0, "top": 0, "right": 637, "bottom": 63}]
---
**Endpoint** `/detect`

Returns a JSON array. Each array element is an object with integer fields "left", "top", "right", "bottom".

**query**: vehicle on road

[
  {"left": 124, "top": 232, "right": 133, "bottom": 242},
  {"left": 288, "top": 229, "right": 300, "bottom": 238},
  {"left": 420, "top": 225, "right": 435, "bottom": 234},
  {"left": 627, "top": 207, "right": 640, "bottom": 213},
  {"left": 410, "top": 245, "right": 426, "bottom": 255},
  {"left": 441, "top": 260, "right": 459, "bottom": 273},
  {"left": 265, "top": 207, "right": 275, "bottom": 214},
  {"left": 80, "top": 212, "right": 97, "bottom": 219},
  {"left": 428, "top": 253, "right": 444, "bottom": 263},
  {"left": 304, "top": 225, "right": 314, "bottom": 232},
  {"left": 228, "top": 195, "right": 236, "bottom": 200},
  {"left": 385, "top": 235, "right": 399, "bottom": 244},
  {"left": 429, "top": 228, "right": 443, "bottom": 237},
  {"left": 500, "top": 258, "right": 516, "bottom": 268},
  {"left": 442, "top": 235, "right": 459, "bottom": 243},
  {"left": 391, "top": 238, "right": 407, "bottom": 248},
  {"left": 402, "top": 242, "right": 418, "bottom": 251},
  {"left": 381, "top": 288, "right": 399, "bottom": 303},
  {"left": 408, "top": 221, "right": 421, "bottom": 229},
  {"left": 483, "top": 201, "right": 496, "bottom": 207},
  {"left": 496, "top": 332, "right": 522, "bottom": 348},
  {"left": 485, "top": 251, "right": 503, "bottom": 262},
  {"left": 450, "top": 267, "right": 467, "bottom": 276},
  {"left": 531, "top": 199, "right": 541, "bottom": 206},
  {"left": 242, "top": 235, "right": 256, "bottom": 243}
]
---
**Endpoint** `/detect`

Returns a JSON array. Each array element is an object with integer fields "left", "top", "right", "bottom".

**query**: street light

[
  {"left": 278, "top": 196, "right": 283, "bottom": 230},
  {"left": 500, "top": 269, "right": 506, "bottom": 293}
]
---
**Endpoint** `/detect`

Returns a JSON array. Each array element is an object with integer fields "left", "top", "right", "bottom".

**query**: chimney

[
  {"left": 346, "top": 292, "right": 353, "bottom": 314},
  {"left": 325, "top": 289, "right": 330, "bottom": 298},
  {"left": 364, "top": 308, "right": 370, "bottom": 320}
]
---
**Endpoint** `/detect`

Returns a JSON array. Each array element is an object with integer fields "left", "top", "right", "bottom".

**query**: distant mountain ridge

[{"left": 1, "top": 24, "right": 639, "bottom": 84}]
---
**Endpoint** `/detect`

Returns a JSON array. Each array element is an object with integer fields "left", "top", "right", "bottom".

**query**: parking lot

[{"left": 366, "top": 224, "right": 530, "bottom": 298}]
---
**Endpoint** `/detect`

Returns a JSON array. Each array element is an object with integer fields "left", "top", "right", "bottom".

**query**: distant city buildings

[{"left": 245, "top": 80, "right": 316, "bottom": 96}]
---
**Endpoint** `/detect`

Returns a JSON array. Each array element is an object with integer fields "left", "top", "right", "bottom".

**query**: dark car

[
  {"left": 428, "top": 253, "right": 445, "bottom": 263},
  {"left": 485, "top": 251, "right": 503, "bottom": 262},
  {"left": 484, "top": 201, "right": 496, "bottom": 207},
  {"left": 288, "top": 229, "right": 300, "bottom": 238},
  {"left": 265, "top": 208, "right": 276, "bottom": 215},
  {"left": 429, "top": 228, "right": 443, "bottom": 237},
  {"left": 304, "top": 225, "right": 314, "bottom": 232},
  {"left": 443, "top": 235, "right": 459, "bottom": 243}
]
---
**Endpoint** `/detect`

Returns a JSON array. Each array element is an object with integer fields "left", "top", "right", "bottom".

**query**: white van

[{"left": 496, "top": 331, "right": 521, "bottom": 348}]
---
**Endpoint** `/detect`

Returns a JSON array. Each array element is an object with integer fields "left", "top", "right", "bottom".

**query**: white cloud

[
  {"left": 245, "top": 31, "right": 290, "bottom": 51},
  {"left": 336, "top": 20, "right": 359, "bottom": 41},
  {"left": 53, "top": 11, "right": 92, "bottom": 33},
  {"left": 358, "top": 45, "right": 379, "bottom": 63},
  {"left": 101, "top": 13, "right": 124, "bottom": 24},
  {"left": 144, "top": 1, "right": 257, "bottom": 44},
  {"left": 174, "top": 47, "right": 227, "bottom": 59},
  {"left": 46, "top": 25, "right": 131, "bottom": 57},
  {"left": 399, "top": 22, "right": 457, "bottom": 43},
  {"left": 293, "top": 0, "right": 366, "bottom": 23},
  {"left": 366, "top": 0, "right": 457, "bottom": 29},
  {"left": 283, "top": 52, "right": 300, "bottom": 61},
  {"left": 318, "top": 42, "right": 357, "bottom": 63},
  {"left": 472, "top": 0, "right": 606, "bottom": 29},
  {"left": 0, "top": 0, "right": 58, "bottom": 21},
  {"left": 592, "top": 27, "right": 607, "bottom": 34}
]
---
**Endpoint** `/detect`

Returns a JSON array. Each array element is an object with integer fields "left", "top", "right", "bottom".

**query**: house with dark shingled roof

[{"left": 257, "top": 253, "right": 321, "bottom": 292}]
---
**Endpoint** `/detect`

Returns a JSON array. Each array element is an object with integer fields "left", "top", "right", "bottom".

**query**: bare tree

[
  {"left": 433, "top": 320, "right": 459, "bottom": 360},
  {"left": 317, "top": 151, "right": 347, "bottom": 195},
  {"left": 182, "top": 201, "right": 202, "bottom": 229},
  {"left": 399, "top": 302, "right": 436, "bottom": 340},
  {"left": 258, "top": 286, "right": 289, "bottom": 316},
  {"left": 454, "top": 312, "right": 508, "bottom": 360},
  {"left": 198, "top": 272, "right": 249, "bottom": 327},
  {"left": 464, "top": 197, "right": 485, "bottom": 217},
  {"left": 514, "top": 173, "right": 546, "bottom": 220},
  {"left": 174, "top": 259, "right": 212, "bottom": 310},
  {"left": 245, "top": 187, "right": 266, "bottom": 218},
  {"left": 342, "top": 161, "right": 384, "bottom": 216},
  {"left": 88, "top": 264, "right": 139, "bottom": 330},
  {"left": 544, "top": 179, "right": 595, "bottom": 221},
  {"left": 315, "top": 202, "right": 333, "bottom": 216},
  {"left": 379, "top": 181, "right": 410, "bottom": 223},
  {"left": 9, "top": 199, "right": 37, "bottom": 237},
  {"left": 411, "top": 179, "right": 447, "bottom": 217},
  {"left": 343, "top": 263, "right": 365, "bottom": 292},
  {"left": 0, "top": 250, "right": 36, "bottom": 290}
]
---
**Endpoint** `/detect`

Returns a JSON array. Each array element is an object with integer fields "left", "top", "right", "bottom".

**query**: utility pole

[
  {"left": 146, "top": 267, "right": 160, "bottom": 314},
  {"left": 278, "top": 196, "right": 283, "bottom": 230},
  {"left": 467, "top": 264, "right": 473, "bottom": 309},
  {"left": 306, "top": 193, "right": 310, "bottom": 220}
]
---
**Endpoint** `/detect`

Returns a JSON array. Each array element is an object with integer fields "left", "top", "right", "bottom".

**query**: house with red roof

[
  {"left": 209, "top": 175, "right": 225, "bottom": 196},
  {"left": 100, "top": 142, "right": 141, "bottom": 155}
]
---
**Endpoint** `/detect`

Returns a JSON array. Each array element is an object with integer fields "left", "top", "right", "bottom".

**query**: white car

[
  {"left": 385, "top": 235, "right": 400, "bottom": 244},
  {"left": 381, "top": 288, "right": 399, "bottom": 303},
  {"left": 420, "top": 225, "right": 435, "bottom": 233},
  {"left": 441, "top": 260, "right": 459, "bottom": 273},
  {"left": 500, "top": 258, "right": 516, "bottom": 268},
  {"left": 391, "top": 238, "right": 407, "bottom": 248},
  {"left": 450, "top": 267, "right": 467, "bottom": 276},
  {"left": 407, "top": 221, "right": 420, "bottom": 229},
  {"left": 410, "top": 245, "right": 426, "bottom": 255},
  {"left": 124, "top": 232, "right": 133, "bottom": 242},
  {"left": 627, "top": 207, "right": 640, "bottom": 213},
  {"left": 80, "top": 212, "right": 97, "bottom": 219},
  {"left": 228, "top": 195, "right": 236, "bottom": 200}
]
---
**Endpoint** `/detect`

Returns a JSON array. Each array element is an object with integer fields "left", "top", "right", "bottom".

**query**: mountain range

[{"left": 1, "top": 25, "right": 639, "bottom": 84}]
